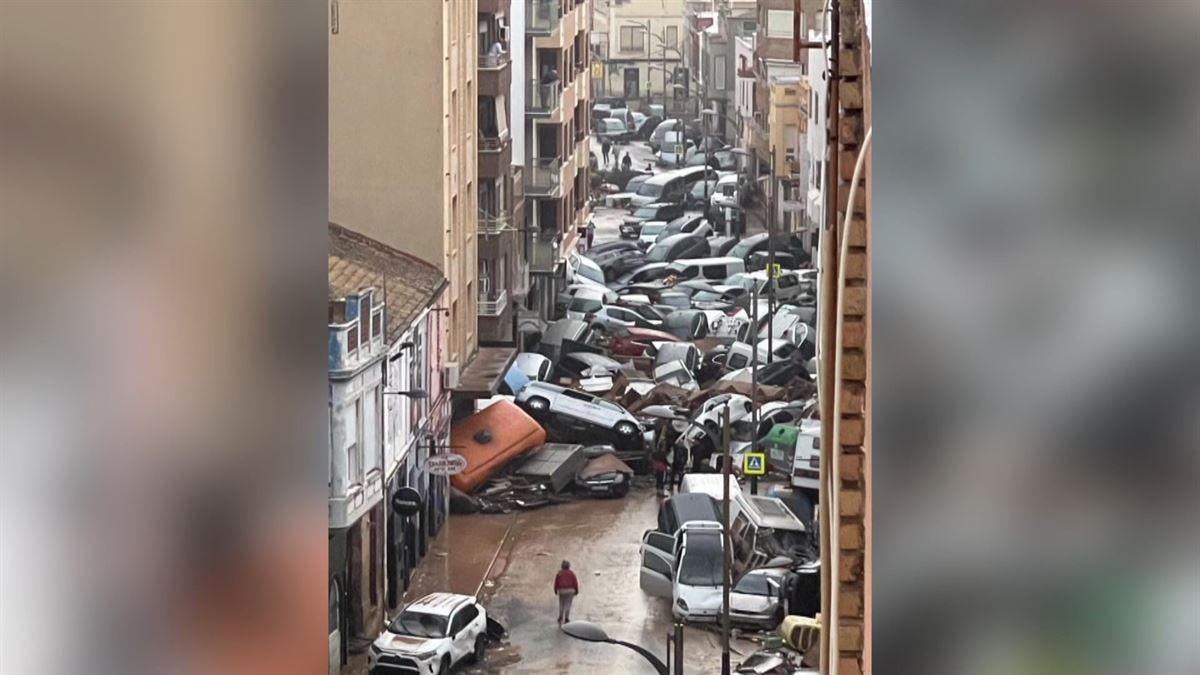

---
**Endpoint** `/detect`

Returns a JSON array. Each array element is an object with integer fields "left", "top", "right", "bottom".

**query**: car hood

[
  {"left": 374, "top": 632, "right": 443, "bottom": 655},
  {"left": 677, "top": 585, "right": 723, "bottom": 612},
  {"left": 729, "top": 593, "right": 776, "bottom": 615}
]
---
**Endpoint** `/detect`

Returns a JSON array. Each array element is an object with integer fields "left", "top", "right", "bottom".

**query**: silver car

[
  {"left": 514, "top": 382, "right": 644, "bottom": 443},
  {"left": 728, "top": 567, "right": 789, "bottom": 629}
]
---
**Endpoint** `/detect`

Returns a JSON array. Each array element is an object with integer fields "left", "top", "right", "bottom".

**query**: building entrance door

[{"left": 623, "top": 68, "right": 640, "bottom": 100}]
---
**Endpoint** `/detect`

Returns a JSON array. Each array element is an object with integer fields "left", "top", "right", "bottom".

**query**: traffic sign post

[{"left": 743, "top": 451, "right": 766, "bottom": 496}]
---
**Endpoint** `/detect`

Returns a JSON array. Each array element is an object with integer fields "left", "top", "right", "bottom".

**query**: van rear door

[{"left": 639, "top": 530, "right": 676, "bottom": 597}]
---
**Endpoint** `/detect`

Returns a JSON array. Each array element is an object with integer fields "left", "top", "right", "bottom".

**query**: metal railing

[
  {"left": 478, "top": 52, "right": 510, "bottom": 69},
  {"left": 478, "top": 214, "right": 512, "bottom": 235},
  {"left": 479, "top": 129, "right": 510, "bottom": 151},
  {"left": 525, "top": 157, "right": 562, "bottom": 195},
  {"left": 478, "top": 289, "right": 508, "bottom": 316},
  {"left": 526, "top": 0, "right": 561, "bottom": 35},
  {"left": 529, "top": 230, "right": 562, "bottom": 272},
  {"left": 526, "top": 79, "right": 562, "bottom": 114}
]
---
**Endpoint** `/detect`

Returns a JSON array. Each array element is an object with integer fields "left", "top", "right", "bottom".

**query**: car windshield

[
  {"left": 388, "top": 610, "right": 448, "bottom": 639},
  {"left": 729, "top": 238, "right": 762, "bottom": 259},
  {"left": 568, "top": 296, "right": 603, "bottom": 313},
  {"left": 633, "top": 206, "right": 659, "bottom": 219},
  {"left": 636, "top": 182, "right": 665, "bottom": 198},
  {"left": 641, "top": 223, "right": 667, "bottom": 237},
  {"left": 575, "top": 262, "right": 605, "bottom": 285},
  {"left": 734, "top": 573, "right": 775, "bottom": 596},
  {"left": 677, "top": 532, "right": 723, "bottom": 586}
]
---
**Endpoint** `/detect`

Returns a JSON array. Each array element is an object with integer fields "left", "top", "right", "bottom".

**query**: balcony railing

[
  {"left": 479, "top": 52, "right": 510, "bottom": 69},
  {"left": 527, "top": 0, "right": 561, "bottom": 35},
  {"left": 478, "top": 214, "right": 512, "bottom": 235},
  {"left": 525, "top": 157, "right": 562, "bottom": 196},
  {"left": 530, "top": 229, "right": 562, "bottom": 273},
  {"left": 479, "top": 129, "right": 510, "bottom": 151},
  {"left": 478, "top": 289, "right": 508, "bottom": 316},
  {"left": 527, "top": 79, "right": 562, "bottom": 114}
]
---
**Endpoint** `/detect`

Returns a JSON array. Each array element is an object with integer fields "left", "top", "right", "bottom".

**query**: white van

[
  {"left": 730, "top": 496, "right": 808, "bottom": 571},
  {"left": 665, "top": 257, "right": 746, "bottom": 282},
  {"left": 790, "top": 419, "right": 821, "bottom": 492},
  {"left": 639, "top": 520, "right": 725, "bottom": 622},
  {"left": 679, "top": 472, "right": 745, "bottom": 521}
]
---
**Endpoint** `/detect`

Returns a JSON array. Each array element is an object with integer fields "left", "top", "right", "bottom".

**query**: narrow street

[{"left": 399, "top": 485, "right": 757, "bottom": 675}]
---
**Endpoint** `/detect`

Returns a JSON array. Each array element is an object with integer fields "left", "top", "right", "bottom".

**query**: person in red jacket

[{"left": 553, "top": 560, "right": 579, "bottom": 625}]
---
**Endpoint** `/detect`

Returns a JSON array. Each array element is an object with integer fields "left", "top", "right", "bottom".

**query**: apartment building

[
  {"left": 330, "top": 0, "right": 518, "bottom": 415},
  {"left": 683, "top": 0, "right": 758, "bottom": 143},
  {"left": 524, "top": 0, "right": 592, "bottom": 319},
  {"left": 748, "top": 0, "right": 822, "bottom": 163},
  {"left": 478, "top": 0, "right": 528, "bottom": 344},
  {"left": 593, "top": 0, "right": 686, "bottom": 106}
]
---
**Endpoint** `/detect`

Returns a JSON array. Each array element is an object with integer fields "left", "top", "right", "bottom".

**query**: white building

[
  {"left": 328, "top": 222, "right": 451, "bottom": 675},
  {"left": 804, "top": 28, "right": 828, "bottom": 233}
]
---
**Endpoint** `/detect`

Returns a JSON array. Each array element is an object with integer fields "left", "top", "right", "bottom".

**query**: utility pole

[
  {"left": 720, "top": 404, "right": 732, "bottom": 675},
  {"left": 703, "top": 109, "right": 712, "bottom": 204},
  {"left": 749, "top": 285, "right": 760, "bottom": 496},
  {"left": 767, "top": 149, "right": 777, "bottom": 362}
]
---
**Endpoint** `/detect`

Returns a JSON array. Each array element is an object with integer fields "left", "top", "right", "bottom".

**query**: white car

[
  {"left": 640, "top": 520, "right": 725, "bottom": 622},
  {"left": 637, "top": 221, "right": 669, "bottom": 249},
  {"left": 370, "top": 593, "right": 488, "bottom": 675},
  {"left": 513, "top": 352, "right": 553, "bottom": 382},
  {"left": 729, "top": 567, "right": 790, "bottom": 630},
  {"left": 514, "top": 381, "right": 645, "bottom": 446},
  {"left": 590, "top": 304, "right": 666, "bottom": 331}
]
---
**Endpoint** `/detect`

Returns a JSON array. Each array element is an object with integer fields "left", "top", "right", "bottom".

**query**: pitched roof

[{"left": 328, "top": 223, "right": 446, "bottom": 343}]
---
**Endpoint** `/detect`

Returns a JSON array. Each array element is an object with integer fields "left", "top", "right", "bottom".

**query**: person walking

[
  {"left": 671, "top": 442, "right": 688, "bottom": 492},
  {"left": 586, "top": 218, "right": 596, "bottom": 250},
  {"left": 621, "top": 152, "right": 632, "bottom": 173},
  {"left": 554, "top": 560, "right": 579, "bottom": 625},
  {"left": 601, "top": 139, "right": 612, "bottom": 167},
  {"left": 653, "top": 447, "right": 670, "bottom": 497}
]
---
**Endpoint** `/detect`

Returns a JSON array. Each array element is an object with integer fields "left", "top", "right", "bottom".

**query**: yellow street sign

[
  {"left": 743, "top": 452, "right": 767, "bottom": 476},
  {"left": 591, "top": 62, "right": 603, "bottom": 79},
  {"left": 769, "top": 263, "right": 783, "bottom": 279}
]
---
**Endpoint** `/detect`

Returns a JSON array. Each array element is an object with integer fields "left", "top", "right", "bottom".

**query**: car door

[
  {"left": 448, "top": 605, "right": 470, "bottom": 662},
  {"left": 639, "top": 530, "right": 676, "bottom": 597},
  {"left": 558, "top": 388, "right": 596, "bottom": 423}
]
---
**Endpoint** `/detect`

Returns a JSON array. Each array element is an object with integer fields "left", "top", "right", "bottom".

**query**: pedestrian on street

[
  {"left": 601, "top": 139, "right": 612, "bottom": 167},
  {"left": 554, "top": 560, "right": 579, "bottom": 625},
  {"left": 671, "top": 443, "right": 688, "bottom": 492},
  {"left": 653, "top": 448, "right": 670, "bottom": 496},
  {"left": 586, "top": 218, "right": 596, "bottom": 250},
  {"left": 621, "top": 152, "right": 632, "bottom": 173}
]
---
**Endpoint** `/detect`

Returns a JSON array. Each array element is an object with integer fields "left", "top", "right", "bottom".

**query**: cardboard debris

[{"left": 577, "top": 452, "right": 634, "bottom": 480}]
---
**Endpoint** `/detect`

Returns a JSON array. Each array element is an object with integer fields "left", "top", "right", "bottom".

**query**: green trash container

[{"left": 763, "top": 424, "right": 800, "bottom": 474}]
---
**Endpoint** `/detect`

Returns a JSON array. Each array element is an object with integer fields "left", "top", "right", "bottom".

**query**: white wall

[
  {"left": 329, "top": 360, "right": 385, "bottom": 529},
  {"left": 804, "top": 28, "right": 827, "bottom": 229}
]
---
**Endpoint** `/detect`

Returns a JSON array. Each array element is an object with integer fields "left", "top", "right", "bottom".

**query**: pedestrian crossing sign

[{"left": 743, "top": 452, "right": 767, "bottom": 476}]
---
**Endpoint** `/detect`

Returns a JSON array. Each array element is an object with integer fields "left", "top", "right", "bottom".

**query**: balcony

[
  {"left": 525, "top": 157, "right": 562, "bottom": 197},
  {"left": 478, "top": 289, "right": 508, "bottom": 317},
  {"left": 478, "top": 53, "right": 511, "bottom": 98},
  {"left": 527, "top": 0, "right": 561, "bottom": 35},
  {"left": 529, "top": 229, "right": 562, "bottom": 273},
  {"left": 478, "top": 213, "right": 513, "bottom": 235},
  {"left": 478, "top": 130, "right": 512, "bottom": 179},
  {"left": 527, "top": 79, "right": 562, "bottom": 116}
]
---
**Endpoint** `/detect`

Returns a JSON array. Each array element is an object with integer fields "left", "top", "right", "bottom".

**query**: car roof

[
  {"left": 574, "top": 286, "right": 607, "bottom": 300},
  {"left": 669, "top": 256, "right": 742, "bottom": 269},
  {"left": 667, "top": 493, "right": 721, "bottom": 522},
  {"left": 654, "top": 232, "right": 701, "bottom": 247},
  {"left": 404, "top": 592, "right": 474, "bottom": 617}
]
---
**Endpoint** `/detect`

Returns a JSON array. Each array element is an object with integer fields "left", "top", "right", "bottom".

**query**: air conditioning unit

[{"left": 443, "top": 362, "right": 460, "bottom": 389}]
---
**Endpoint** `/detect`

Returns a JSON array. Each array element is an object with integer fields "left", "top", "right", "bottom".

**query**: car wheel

[
  {"left": 439, "top": 654, "right": 452, "bottom": 674},
  {"left": 614, "top": 421, "right": 638, "bottom": 437},
  {"left": 471, "top": 634, "right": 486, "bottom": 664},
  {"left": 526, "top": 396, "right": 550, "bottom": 412}
]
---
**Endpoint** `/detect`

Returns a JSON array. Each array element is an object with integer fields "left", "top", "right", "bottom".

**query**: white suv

[{"left": 369, "top": 593, "right": 487, "bottom": 675}]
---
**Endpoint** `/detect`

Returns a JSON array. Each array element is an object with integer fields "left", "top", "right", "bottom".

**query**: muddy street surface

[{"left": 400, "top": 486, "right": 758, "bottom": 675}]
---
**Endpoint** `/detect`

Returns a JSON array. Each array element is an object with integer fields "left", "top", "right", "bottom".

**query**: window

[
  {"left": 665, "top": 25, "right": 678, "bottom": 47},
  {"left": 646, "top": 531, "right": 674, "bottom": 554},
  {"left": 451, "top": 605, "right": 478, "bottom": 635},
  {"left": 619, "top": 25, "right": 645, "bottom": 52},
  {"left": 728, "top": 353, "right": 749, "bottom": 369},
  {"left": 766, "top": 10, "right": 794, "bottom": 39},
  {"left": 702, "top": 265, "right": 726, "bottom": 279},
  {"left": 642, "top": 550, "right": 672, "bottom": 577},
  {"left": 714, "top": 55, "right": 727, "bottom": 90},
  {"left": 779, "top": 274, "right": 799, "bottom": 288},
  {"left": 562, "top": 389, "right": 594, "bottom": 403}
]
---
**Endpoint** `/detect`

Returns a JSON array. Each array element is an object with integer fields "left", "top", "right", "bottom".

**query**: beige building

[
  {"left": 330, "top": 0, "right": 480, "bottom": 371},
  {"left": 593, "top": 0, "right": 686, "bottom": 105}
]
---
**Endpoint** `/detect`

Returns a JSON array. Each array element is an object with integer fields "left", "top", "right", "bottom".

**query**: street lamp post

[{"left": 561, "top": 621, "right": 669, "bottom": 675}]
